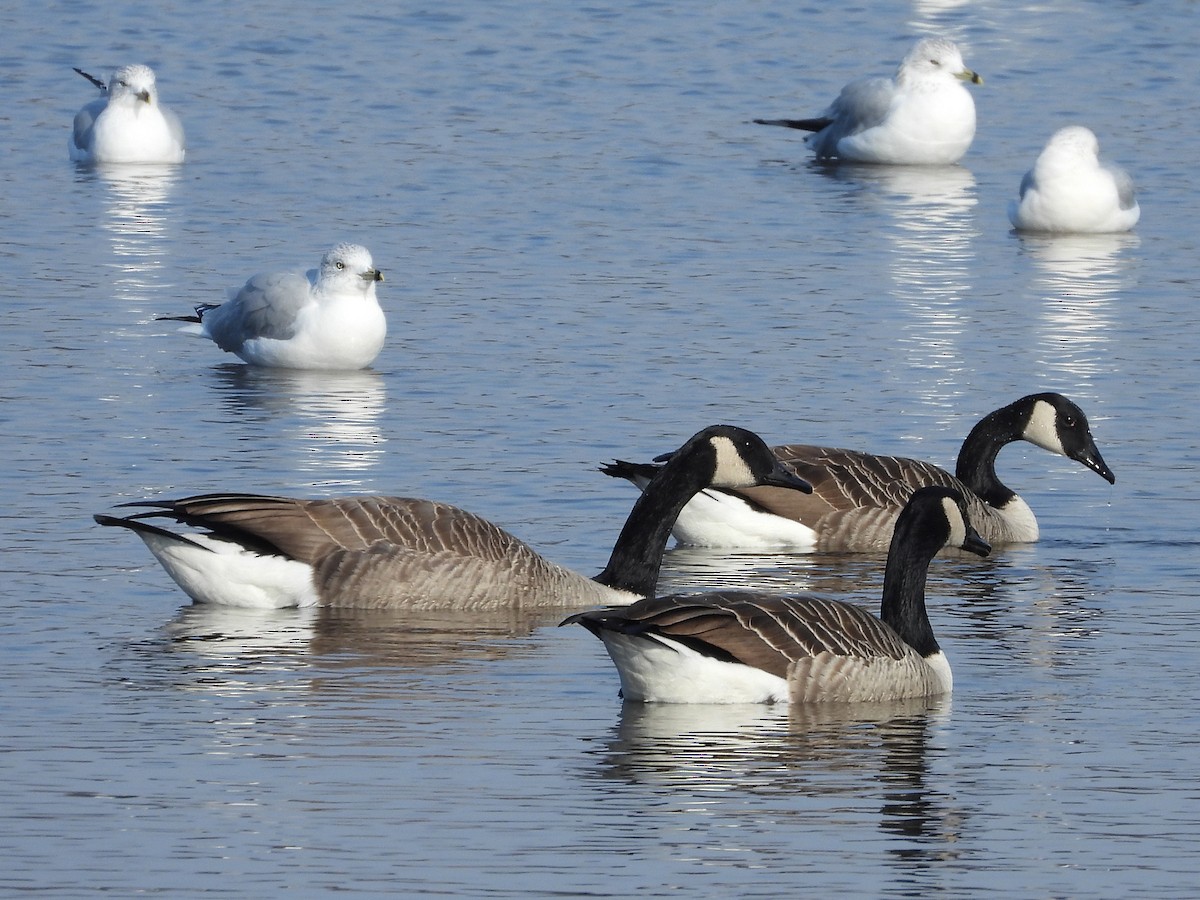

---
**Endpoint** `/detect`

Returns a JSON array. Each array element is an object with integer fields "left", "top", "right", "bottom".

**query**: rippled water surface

[{"left": 3, "top": 0, "right": 1199, "bottom": 896}]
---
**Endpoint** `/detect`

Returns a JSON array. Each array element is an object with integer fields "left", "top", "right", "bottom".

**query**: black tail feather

[
  {"left": 753, "top": 117, "right": 831, "bottom": 133},
  {"left": 73, "top": 67, "right": 107, "bottom": 91}
]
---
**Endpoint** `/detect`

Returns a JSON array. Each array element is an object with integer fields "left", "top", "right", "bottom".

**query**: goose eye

[{"left": 1063, "top": 414, "right": 1076, "bottom": 428}]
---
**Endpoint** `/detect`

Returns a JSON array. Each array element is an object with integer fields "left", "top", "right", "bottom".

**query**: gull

[
  {"left": 1008, "top": 126, "right": 1140, "bottom": 233},
  {"left": 69, "top": 65, "right": 186, "bottom": 165},
  {"left": 168, "top": 243, "right": 387, "bottom": 370},
  {"left": 754, "top": 36, "right": 982, "bottom": 165}
]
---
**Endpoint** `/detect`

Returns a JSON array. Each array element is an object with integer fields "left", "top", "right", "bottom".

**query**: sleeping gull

[
  {"left": 754, "top": 36, "right": 982, "bottom": 165},
  {"left": 69, "top": 65, "right": 186, "bottom": 165},
  {"left": 1008, "top": 126, "right": 1140, "bottom": 233},
  {"left": 168, "top": 243, "right": 387, "bottom": 370}
]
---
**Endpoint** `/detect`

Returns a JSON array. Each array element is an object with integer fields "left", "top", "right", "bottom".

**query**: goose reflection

[
  {"left": 656, "top": 542, "right": 1001, "bottom": 600},
  {"left": 591, "top": 696, "right": 963, "bottom": 848},
  {"left": 206, "top": 364, "right": 387, "bottom": 474},
  {"left": 158, "top": 603, "right": 558, "bottom": 695},
  {"left": 80, "top": 165, "right": 180, "bottom": 315},
  {"left": 1018, "top": 232, "right": 1138, "bottom": 384}
]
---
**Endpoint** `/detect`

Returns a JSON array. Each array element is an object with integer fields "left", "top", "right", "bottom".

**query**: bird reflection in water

[
  {"left": 206, "top": 364, "right": 388, "bottom": 476},
  {"left": 1019, "top": 232, "right": 1139, "bottom": 385},
  {"left": 591, "top": 695, "right": 964, "bottom": 853},
  {"left": 82, "top": 164, "right": 180, "bottom": 318}
]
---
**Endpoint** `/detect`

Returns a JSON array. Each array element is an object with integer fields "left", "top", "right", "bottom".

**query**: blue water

[{"left": 2, "top": 0, "right": 1199, "bottom": 896}]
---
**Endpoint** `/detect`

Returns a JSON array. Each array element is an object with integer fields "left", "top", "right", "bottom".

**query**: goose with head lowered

[
  {"left": 94, "top": 425, "right": 812, "bottom": 610},
  {"left": 563, "top": 486, "right": 989, "bottom": 704},
  {"left": 604, "top": 393, "right": 1114, "bottom": 552}
]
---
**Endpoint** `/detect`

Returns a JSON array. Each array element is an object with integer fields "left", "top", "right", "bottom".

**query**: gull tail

[{"left": 753, "top": 117, "right": 832, "bottom": 133}]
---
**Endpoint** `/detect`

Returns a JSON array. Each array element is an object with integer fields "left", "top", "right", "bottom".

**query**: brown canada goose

[
  {"left": 563, "top": 486, "right": 989, "bottom": 704},
  {"left": 94, "top": 425, "right": 811, "bottom": 610},
  {"left": 604, "top": 393, "right": 1114, "bottom": 551}
]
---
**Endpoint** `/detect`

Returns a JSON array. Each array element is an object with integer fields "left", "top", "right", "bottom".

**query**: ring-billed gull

[
  {"left": 69, "top": 65, "right": 185, "bottom": 165},
  {"left": 755, "top": 36, "right": 982, "bottom": 165},
  {"left": 168, "top": 243, "right": 387, "bottom": 370},
  {"left": 1008, "top": 126, "right": 1140, "bottom": 233}
]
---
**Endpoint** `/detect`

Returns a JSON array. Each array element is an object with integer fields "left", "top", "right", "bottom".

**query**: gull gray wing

[
  {"left": 807, "top": 76, "right": 895, "bottom": 157},
  {"left": 71, "top": 97, "right": 107, "bottom": 156},
  {"left": 203, "top": 272, "right": 312, "bottom": 350},
  {"left": 1108, "top": 163, "right": 1137, "bottom": 211}
]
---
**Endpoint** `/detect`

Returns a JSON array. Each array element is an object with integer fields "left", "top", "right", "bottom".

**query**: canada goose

[
  {"left": 1008, "top": 126, "right": 1140, "bottom": 233},
  {"left": 563, "top": 486, "right": 989, "bottom": 704},
  {"left": 753, "top": 36, "right": 982, "bottom": 165},
  {"left": 94, "top": 425, "right": 812, "bottom": 610},
  {"left": 604, "top": 393, "right": 1115, "bottom": 552},
  {"left": 164, "top": 244, "right": 386, "bottom": 370},
  {"left": 69, "top": 65, "right": 186, "bottom": 165}
]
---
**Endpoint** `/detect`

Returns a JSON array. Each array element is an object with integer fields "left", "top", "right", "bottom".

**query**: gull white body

[
  {"left": 70, "top": 65, "right": 185, "bottom": 165},
  {"left": 756, "top": 36, "right": 981, "bottom": 165},
  {"left": 179, "top": 243, "right": 387, "bottom": 370},
  {"left": 1008, "top": 126, "right": 1140, "bottom": 233}
]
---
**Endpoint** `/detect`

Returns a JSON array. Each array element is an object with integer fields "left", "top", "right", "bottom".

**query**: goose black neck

[
  {"left": 593, "top": 451, "right": 711, "bottom": 596},
  {"left": 954, "top": 401, "right": 1026, "bottom": 508},
  {"left": 879, "top": 513, "right": 944, "bottom": 658}
]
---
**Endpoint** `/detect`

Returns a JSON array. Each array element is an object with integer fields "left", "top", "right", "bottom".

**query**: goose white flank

[
  {"left": 754, "top": 36, "right": 982, "bottom": 165},
  {"left": 69, "top": 65, "right": 185, "bottom": 165},
  {"left": 564, "top": 487, "right": 989, "bottom": 704},
  {"left": 167, "top": 243, "right": 387, "bottom": 370},
  {"left": 1008, "top": 126, "right": 1140, "bottom": 233}
]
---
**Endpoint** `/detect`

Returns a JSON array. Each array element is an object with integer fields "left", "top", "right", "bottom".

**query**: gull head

[
  {"left": 108, "top": 64, "right": 159, "bottom": 107},
  {"left": 318, "top": 243, "right": 383, "bottom": 293},
  {"left": 900, "top": 37, "right": 982, "bottom": 87},
  {"left": 1040, "top": 125, "right": 1102, "bottom": 167}
]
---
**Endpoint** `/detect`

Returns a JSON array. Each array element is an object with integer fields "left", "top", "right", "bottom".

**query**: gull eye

[{"left": 335, "top": 261, "right": 345, "bottom": 270}]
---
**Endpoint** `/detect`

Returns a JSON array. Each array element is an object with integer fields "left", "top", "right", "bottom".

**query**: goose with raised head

[
  {"left": 604, "top": 393, "right": 1114, "bottom": 552},
  {"left": 94, "top": 425, "right": 812, "bottom": 610},
  {"left": 563, "top": 487, "right": 989, "bottom": 704}
]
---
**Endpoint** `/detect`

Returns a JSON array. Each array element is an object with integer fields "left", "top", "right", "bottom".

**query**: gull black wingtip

[{"left": 73, "top": 67, "right": 107, "bottom": 91}]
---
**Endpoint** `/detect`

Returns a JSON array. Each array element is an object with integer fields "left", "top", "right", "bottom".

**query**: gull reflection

[
  {"left": 81, "top": 164, "right": 180, "bottom": 317},
  {"left": 591, "top": 696, "right": 963, "bottom": 850},
  {"left": 206, "top": 364, "right": 387, "bottom": 476},
  {"left": 833, "top": 163, "right": 978, "bottom": 411},
  {"left": 1018, "top": 232, "right": 1138, "bottom": 384}
]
